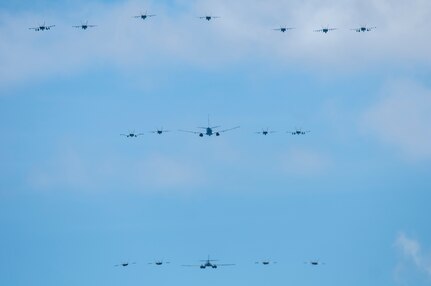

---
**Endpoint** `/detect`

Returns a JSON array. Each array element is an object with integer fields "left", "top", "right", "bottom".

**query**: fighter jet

[
  {"left": 255, "top": 259, "right": 277, "bottom": 265},
  {"left": 148, "top": 259, "right": 170, "bottom": 266},
  {"left": 114, "top": 261, "right": 136, "bottom": 267},
  {"left": 304, "top": 259, "right": 325, "bottom": 266},
  {"left": 273, "top": 27, "right": 294, "bottom": 33},
  {"left": 133, "top": 11, "right": 156, "bottom": 20},
  {"left": 255, "top": 128, "right": 277, "bottom": 135},
  {"left": 120, "top": 130, "right": 144, "bottom": 138},
  {"left": 199, "top": 15, "right": 220, "bottom": 21},
  {"left": 149, "top": 127, "right": 170, "bottom": 135},
  {"left": 314, "top": 26, "right": 336, "bottom": 33},
  {"left": 182, "top": 256, "right": 235, "bottom": 269},
  {"left": 287, "top": 128, "right": 310, "bottom": 135},
  {"left": 72, "top": 21, "right": 97, "bottom": 30},
  {"left": 29, "top": 22, "right": 55, "bottom": 31},
  {"left": 351, "top": 25, "right": 376, "bottom": 32},
  {"left": 179, "top": 116, "right": 239, "bottom": 137}
]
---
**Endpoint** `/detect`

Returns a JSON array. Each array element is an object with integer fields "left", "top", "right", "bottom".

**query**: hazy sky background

[{"left": 1, "top": 0, "right": 431, "bottom": 285}]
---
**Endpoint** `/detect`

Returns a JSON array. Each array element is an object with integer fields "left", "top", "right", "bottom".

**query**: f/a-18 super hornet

[
  {"left": 304, "top": 259, "right": 325, "bottom": 266},
  {"left": 179, "top": 116, "right": 239, "bottom": 137},
  {"left": 72, "top": 21, "right": 97, "bottom": 30},
  {"left": 287, "top": 128, "right": 310, "bottom": 135},
  {"left": 314, "top": 26, "right": 336, "bottom": 33},
  {"left": 149, "top": 127, "right": 170, "bottom": 135},
  {"left": 120, "top": 130, "right": 144, "bottom": 138},
  {"left": 255, "top": 259, "right": 277, "bottom": 265},
  {"left": 114, "top": 261, "right": 136, "bottom": 267},
  {"left": 182, "top": 256, "right": 235, "bottom": 269},
  {"left": 255, "top": 128, "right": 277, "bottom": 135},
  {"left": 199, "top": 15, "right": 220, "bottom": 21},
  {"left": 351, "top": 25, "right": 376, "bottom": 32},
  {"left": 148, "top": 259, "right": 170, "bottom": 266},
  {"left": 273, "top": 26, "right": 294, "bottom": 33},
  {"left": 133, "top": 11, "right": 156, "bottom": 20},
  {"left": 29, "top": 22, "right": 55, "bottom": 31}
]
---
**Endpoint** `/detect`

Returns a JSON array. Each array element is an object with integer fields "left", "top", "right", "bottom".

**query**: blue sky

[{"left": 1, "top": 0, "right": 431, "bottom": 285}]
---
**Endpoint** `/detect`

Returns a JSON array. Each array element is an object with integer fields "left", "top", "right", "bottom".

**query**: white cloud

[
  {"left": 1, "top": 0, "right": 431, "bottom": 87},
  {"left": 361, "top": 80, "right": 431, "bottom": 160},
  {"left": 394, "top": 233, "right": 431, "bottom": 280}
]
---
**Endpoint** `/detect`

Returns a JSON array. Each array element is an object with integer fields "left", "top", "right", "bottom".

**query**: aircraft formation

[
  {"left": 113, "top": 256, "right": 325, "bottom": 269},
  {"left": 120, "top": 118, "right": 310, "bottom": 138},
  {"left": 28, "top": 11, "right": 376, "bottom": 35}
]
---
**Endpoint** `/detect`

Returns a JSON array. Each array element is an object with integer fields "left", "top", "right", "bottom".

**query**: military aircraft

[
  {"left": 72, "top": 21, "right": 97, "bottom": 30},
  {"left": 179, "top": 117, "right": 239, "bottom": 137},
  {"left": 133, "top": 11, "right": 156, "bottom": 20},
  {"left": 199, "top": 15, "right": 220, "bottom": 21},
  {"left": 287, "top": 128, "right": 310, "bottom": 135},
  {"left": 149, "top": 127, "right": 170, "bottom": 135},
  {"left": 114, "top": 261, "right": 136, "bottom": 267},
  {"left": 255, "top": 259, "right": 277, "bottom": 265},
  {"left": 120, "top": 130, "right": 144, "bottom": 138},
  {"left": 273, "top": 27, "right": 294, "bottom": 33},
  {"left": 304, "top": 259, "right": 325, "bottom": 266},
  {"left": 182, "top": 256, "right": 235, "bottom": 269},
  {"left": 314, "top": 26, "right": 336, "bottom": 33},
  {"left": 255, "top": 128, "right": 277, "bottom": 135},
  {"left": 351, "top": 25, "right": 376, "bottom": 32},
  {"left": 29, "top": 22, "right": 55, "bottom": 31},
  {"left": 148, "top": 259, "right": 170, "bottom": 266}
]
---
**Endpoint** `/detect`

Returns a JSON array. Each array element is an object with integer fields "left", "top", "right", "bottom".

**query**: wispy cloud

[
  {"left": 1, "top": 0, "right": 431, "bottom": 88},
  {"left": 394, "top": 233, "right": 431, "bottom": 282},
  {"left": 361, "top": 80, "right": 431, "bottom": 161}
]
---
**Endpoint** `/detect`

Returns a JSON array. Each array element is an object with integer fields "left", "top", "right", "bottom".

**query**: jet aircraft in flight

[
  {"left": 288, "top": 128, "right": 310, "bottom": 135},
  {"left": 133, "top": 11, "right": 156, "bottom": 20},
  {"left": 255, "top": 128, "right": 277, "bottom": 135},
  {"left": 199, "top": 15, "right": 220, "bottom": 21},
  {"left": 351, "top": 25, "right": 376, "bottom": 32},
  {"left": 148, "top": 259, "right": 170, "bottom": 266},
  {"left": 314, "top": 26, "right": 336, "bottom": 33},
  {"left": 120, "top": 131, "right": 144, "bottom": 138},
  {"left": 183, "top": 256, "right": 235, "bottom": 269},
  {"left": 179, "top": 117, "right": 239, "bottom": 137},
  {"left": 29, "top": 22, "right": 55, "bottom": 31},
  {"left": 149, "top": 127, "right": 170, "bottom": 135},
  {"left": 114, "top": 261, "right": 136, "bottom": 267},
  {"left": 73, "top": 21, "right": 97, "bottom": 30},
  {"left": 273, "top": 27, "right": 294, "bottom": 33}
]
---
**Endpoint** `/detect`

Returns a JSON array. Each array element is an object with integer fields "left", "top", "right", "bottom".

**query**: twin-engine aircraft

[
  {"left": 179, "top": 117, "right": 239, "bottom": 137},
  {"left": 29, "top": 22, "right": 55, "bottom": 31}
]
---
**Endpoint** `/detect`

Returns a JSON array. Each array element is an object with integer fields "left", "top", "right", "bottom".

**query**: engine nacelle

[
  {"left": 212, "top": 265, "right": 217, "bottom": 269},
  {"left": 216, "top": 132, "right": 220, "bottom": 136},
  {"left": 199, "top": 133, "right": 204, "bottom": 137},
  {"left": 200, "top": 265, "right": 205, "bottom": 269}
]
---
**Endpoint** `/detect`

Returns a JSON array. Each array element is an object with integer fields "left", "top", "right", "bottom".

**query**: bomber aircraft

[
  {"left": 179, "top": 117, "right": 239, "bottom": 137},
  {"left": 273, "top": 27, "right": 294, "bottom": 33},
  {"left": 148, "top": 259, "right": 170, "bottom": 266},
  {"left": 149, "top": 127, "right": 170, "bottom": 135},
  {"left": 304, "top": 259, "right": 325, "bottom": 266},
  {"left": 255, "top": 128, "right": 277, "bottom": 135},
  {"left": 255, "top": 259, "right": 277, "bottom": 265},
  {"left": 120, "top": 130, "right": 144, "bottom": 138},
  {"left": 73, "top": 21, "right": 97, "bottom": 30},
  {"left": 199, "top": 15, "right": 220, "bottom": 21},
  {"left": 314, "top": 26, "right": 336, "bottom": 33},
  {"left": 114, "top": 261, "right": 136, "bottom": 267},
  {"left": 182, "top": 256, "right": 235, "bottom": 269},
  {"left": 133, "top": 11, "right": 156, "bottom": 20},
  {"left": 351, "top": 25, "right": 376, "bottom": 32},
  {"left": 287, "top": 128, "right": 310, "bottom": 135},
  {"left": 29, "top": 22, "right": 55, "bottom": 31}
]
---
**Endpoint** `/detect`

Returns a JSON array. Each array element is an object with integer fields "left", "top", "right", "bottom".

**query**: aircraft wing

[
  {"left": 181, "top": 264, "right": 201, "bottom": 267},
  {"left": 219, "top": 126, "right": 240, "bottom": 133},
  {"left": 178, "top": 129, "right": 200, "bottom": 134},
  {"left": 216, "top": 263, "right": 235, "bottom": 266},
  {"left": 147, "top": 14, "right": 156, "bottom": 17},
  {"left": 47, "top": 25, "right": 55, "bottom": 28},
  {"left": 29, "top": 27, "right": 38, "bottom": 30},
  {"left": 313, "top": 29, "right": 323, "bottom": 32}
]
